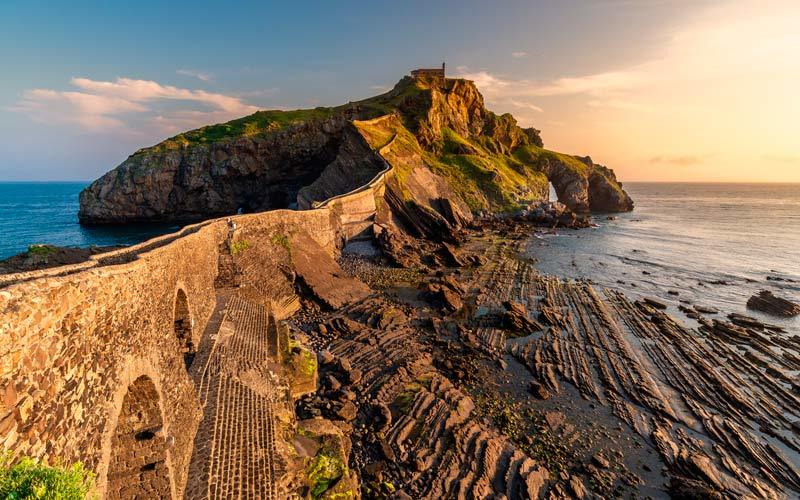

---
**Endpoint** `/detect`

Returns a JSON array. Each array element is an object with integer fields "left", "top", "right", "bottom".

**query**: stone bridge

[{"left": 0, "top": 140, "right": 392, "bottom": 498}]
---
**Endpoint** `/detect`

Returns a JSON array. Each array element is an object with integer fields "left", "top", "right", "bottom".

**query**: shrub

[
  {"left": 229, "top": 239, "right": 250, "bottom": 255},
  {"left": 270, "top": 234, "right": 291, "bottom": 253},
  {"left": 307, "top": 451, "right": 346, "bottom": 499},
  {"left": 26, "top": 245, "right": 55, "bottom": 258},
  {"left": 0, "top": 452, "right": 95, "bottom": 499}
]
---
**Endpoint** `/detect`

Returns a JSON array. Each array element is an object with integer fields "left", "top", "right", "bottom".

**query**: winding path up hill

[{"left": 79, "top": 74, "right": 633, "bottom": 225}]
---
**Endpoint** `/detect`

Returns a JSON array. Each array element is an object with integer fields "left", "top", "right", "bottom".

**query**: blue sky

[{"left": 2, "top": 1, "right": 798, "bottom": 182}]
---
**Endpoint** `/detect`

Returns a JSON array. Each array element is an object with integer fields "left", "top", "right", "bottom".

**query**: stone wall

[{"left": 0, "top": 151, "right": 394, "bottom": 497}]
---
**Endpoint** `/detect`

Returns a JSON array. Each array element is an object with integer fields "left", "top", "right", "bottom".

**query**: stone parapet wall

[{"left": 0, "top": 152, "right": 393, "bottom": 497}]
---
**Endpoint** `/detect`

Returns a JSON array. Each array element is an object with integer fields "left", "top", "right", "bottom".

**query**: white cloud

[
  {"left": 511, "top": 51, "right": 527, "bottom": 59},
  {"left": 526, "top": 71, "right": 647, "bottom": 97},
  {"left": 13, "top": 77, "right": 259, "bottom": 133},
  {"left": 176, "top": 69, "right": 213, "bottom": 81},
  {"left": 508, "top": 99, "right": 543, "bottom": 113}
]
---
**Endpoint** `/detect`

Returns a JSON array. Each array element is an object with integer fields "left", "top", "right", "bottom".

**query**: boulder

[{"left": 747, "top": 290, "right": 800, "bottom": 317}]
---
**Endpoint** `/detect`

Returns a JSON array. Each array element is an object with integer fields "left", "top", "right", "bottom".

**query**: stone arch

[
  {"left": 173, "top": 287, "right": 195, "bottom": 369},
  {"left": 106, "top": 375, "right": 174, "bottom": 499}
]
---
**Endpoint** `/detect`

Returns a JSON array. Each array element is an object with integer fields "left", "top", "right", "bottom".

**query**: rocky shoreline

[{"left": 275, "top": 214, "right": 800, "bottom": 499}]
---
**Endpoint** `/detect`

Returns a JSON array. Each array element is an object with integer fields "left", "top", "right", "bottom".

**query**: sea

[
  {"left": 0, "top": 181, "right": 798, "bottom": 334},
  {"left": 531, "top": 182, "right": 800, "bottom": 336},
  {"left": 0, "top": 182, "right": 179, "bottom": 260}
]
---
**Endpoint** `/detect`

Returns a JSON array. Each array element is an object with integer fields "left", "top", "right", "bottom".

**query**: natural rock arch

[
  {"left": 106, "top": 375, "right": 174, "bottom": 499},
  {"left": 173, "top": 288, "right": 195, "bottom": 369}
]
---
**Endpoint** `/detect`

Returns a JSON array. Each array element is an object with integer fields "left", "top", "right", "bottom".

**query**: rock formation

[
  {"left": 747, "top": 290, "right": 800, "bottom": 317},
  {"left": 79, "top": 73, "right": 633, "bottom": 225}
]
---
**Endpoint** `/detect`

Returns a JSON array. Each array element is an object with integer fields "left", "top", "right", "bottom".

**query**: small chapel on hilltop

[{"left": 411, "top": 62, "right": 445, "bottom": 80}]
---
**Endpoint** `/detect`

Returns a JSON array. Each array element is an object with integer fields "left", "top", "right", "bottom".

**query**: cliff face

[
  {"left": 79, "top": 113, "right": 355, "bottom": 224},
  {"left": 79, "top": 74, "right": 632, "bottom": 224}
]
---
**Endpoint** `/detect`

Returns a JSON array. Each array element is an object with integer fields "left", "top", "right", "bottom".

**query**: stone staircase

[{"left": 185, "top": 288, "right": 286, "bottom": 499}]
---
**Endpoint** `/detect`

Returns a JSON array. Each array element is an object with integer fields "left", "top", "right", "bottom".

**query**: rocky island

[
  {"left": 1, "top": 70, "right": 797, "bottom": 500},
  {"left": 78, "top": 73, "right": 632, "bottom": 225}
]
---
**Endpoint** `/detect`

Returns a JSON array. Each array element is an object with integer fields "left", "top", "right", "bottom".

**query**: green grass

[
  {"left": 26, "top": 245, "right": 55, "bottom": 258},
  {"left": 428, "top": 129, "right": 549, "bottom": 212},
  {"left": 134, "top": 107, "right": 338, "bottom": 155},
  {"left": 356, "top": 117, "right": 549, "bottom": 213},
  {"left": 0, "top": 453, "right": 95, "bottom": 500},
  {"left": 133, "top": 76, "right": 432, "bottom": 157},
  {"left": 513, "top": 145, "right": 589, "bottom": 177}
]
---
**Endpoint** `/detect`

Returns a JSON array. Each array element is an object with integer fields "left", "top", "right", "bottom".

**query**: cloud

[
  {"left": 176, "top": 69, "right": 213, "bottom": 81},
  {"left": 649, "top": 155, "right": 706, "bottom": 166},
  {"left": 587, "top": 99, "right": 654, "bottom": 112},
  {"left": 508, "top": 99, "right": 543, "bottom": 113},
  {"left": 13, "top": 77, "right": 259, "bottom": 133},
  {"left": 511, "top": 51, "right": 527, "bottom": 59},
  {"left": 455, "top": 71, "right": 513, "bottom": 93},
  {"left": 527, "top": 71, "right": 648, "bottom": 97}
]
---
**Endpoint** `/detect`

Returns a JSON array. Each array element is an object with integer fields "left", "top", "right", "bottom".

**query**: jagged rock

[
  {"left": 528, "top": 381, "right": 551, "bottom": 400},
  {"left": 441, "top": 242, "right": 482, "bottom": 267},
  {"left": 592, "top": 452, "right": 611, "bottom": 469},
  {"left": 569, "top": 475, "right": 587, "bottom": 499},
  {"left": 338, "top": 358, "right": 352, "bottom": 373},
  {"left": 694, "top": 305, "right": 718, "bottom": 314},
  {"left": 325, "top": 375, "right": 342, "bottom": 391},
  {"left": 336, "top": 401, "right": 358, "bottom": 421},
  {"left": 319, "top": 350, "right": 335, "bottom": 365},
  {"left": 669, "top": 476, "right": 724, "bottom": 499},
  {"left": 373, "top": 403, "right": 393, "bottom": 432},
  {"left": 346, "top": 368, "right": 362, "bottom": 385},
  {"left": 290, "top": 230, "right": 370, "bottom": 309},
  {"left": 501, "top": 300, "right": 543, "bottom": 334},
  {"left": 521, "top": 200, "right": 590, "bottom": 228},
  {"left": 643, "top": 297, "right": 668, "bottom": 310},
  {"left": 588, "top": 163, "right": 634, "bottom": 212},
  {"left": 421, "top": 282, "right": 463, "bottom": 312},
  {"left": 747, "top": 290, "right": 800, "bottom": 317}
]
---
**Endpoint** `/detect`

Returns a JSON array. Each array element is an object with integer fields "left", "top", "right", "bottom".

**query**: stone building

[{"left": 411, "top": 62, "right": 445, "bottom": 79}]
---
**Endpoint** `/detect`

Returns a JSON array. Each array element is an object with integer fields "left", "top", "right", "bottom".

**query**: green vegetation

[
  {"left": 0, "top": 453, "right": 95, "bottom": 500},
  {"left": 270, "top": 233, "right": 291, "bottom": 254},
  {"left": 514, "top": 145, "right": 589, "bottom": 177},
  {"left": 351, "top": 76, "right": 428, "bottom": 125},
  {"left": 229, "top": 239, "right": 250, "bottom": 255},
  {"left": 307, "top": 451, "right": 347, "bottom": 499},
  {"left": 26, "top": 245, "right": 55, "bottom": 258},
  {"left": 392, "top": 373, "right": 434, "bottom": 415},
  {"left": 471, "top": 391, "right": 569, "bottom": 475},
  {"left": 297, "top": 349, "right": 317, "bottom": 377},
  {"left": 132, "top": 77, "right": 430, "bottom": 157},
  {"left": 357, "top": 115, "right": 549, "bottom": 213},
  {"left": 134, "top": 107, "right": 337, "bottom": 155},
  {"left": 428, "top": 129, "right": 549, "bottom": 212}
]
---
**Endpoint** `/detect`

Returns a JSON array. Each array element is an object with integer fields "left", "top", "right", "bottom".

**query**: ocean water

[
  {"left": 1, "top": 181, "right": 798, "bottom": 338},
  {"left": 531, "top": 182, "right": 800, "bottom": 335},
  {"left": 0, "top": 182, "right": 180, "bottom": 260}
]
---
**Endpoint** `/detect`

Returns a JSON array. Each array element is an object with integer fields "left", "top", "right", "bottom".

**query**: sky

[{"left": 0, "top": 0, "right": 798, "bottom": 182}]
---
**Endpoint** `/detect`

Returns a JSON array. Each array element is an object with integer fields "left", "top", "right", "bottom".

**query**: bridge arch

[
  {"left": 106, "top": 374, "right": 174, "bottom": 499},
  {"left": 173, "top": 286, "right": 195, "bottom": 369}
]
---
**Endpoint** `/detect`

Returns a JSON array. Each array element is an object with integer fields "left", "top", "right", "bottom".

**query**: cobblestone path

[{"left": 184, "top": 293, "right": 283, "bottom": 499}]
